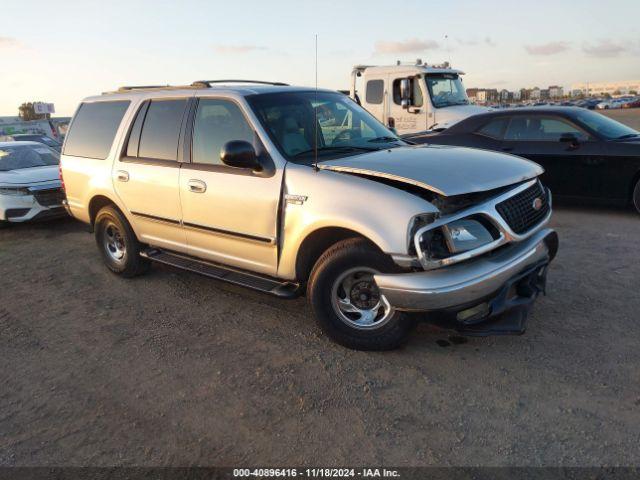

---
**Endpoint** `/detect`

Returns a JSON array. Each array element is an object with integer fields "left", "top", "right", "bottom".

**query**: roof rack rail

[
  {"left": 191, "top": 79, "right": 289, "bottom": 87},
  {"left": 118, "top": 85, "right": 169, "bottom": 91}
]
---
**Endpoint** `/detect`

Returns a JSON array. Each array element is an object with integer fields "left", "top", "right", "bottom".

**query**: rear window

[
  {"left": 137, "top": 99, "right": 187, "bottom": 161},
  {"left": 0, "top": 144, "right": 59, "bottom": 171},
  {"left": 366, "top": 80, "right": 384, "bottom": 105},
  {"left": 476, "top": 117, "right": 509, "bottom": 139},
  {"left": 63, "top": 101, "right": 130, "bottom": 159}
]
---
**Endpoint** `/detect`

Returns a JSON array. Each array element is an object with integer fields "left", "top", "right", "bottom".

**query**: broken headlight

[{"left": 441, "top": 218, "right": 494, "bottom": 254}]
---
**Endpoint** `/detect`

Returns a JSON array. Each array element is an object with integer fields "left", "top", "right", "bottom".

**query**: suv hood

[
  {"left": 318, "top": 145, "right": 543, "bottom": 197},
  {"left": 432, "top": 104, "right": 492, "bottom": 129}
]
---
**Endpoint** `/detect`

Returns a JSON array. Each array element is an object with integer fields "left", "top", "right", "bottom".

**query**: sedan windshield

[
  {"left": 575, "top": 110, "right": 639, "bottom": 140},
  {"left": 247, "top": 91, "right": 404, "bottom": 162},
  {"left": 0, "top": 144, "right": 60, "bottom": 171},
  {"left": 425, "top": 74, "right": 469, "bottom": 108}
]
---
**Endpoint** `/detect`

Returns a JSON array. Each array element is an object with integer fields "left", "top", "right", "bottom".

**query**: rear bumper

[{"left": 374, "top": 229, "right": 558, "bottom": 332}]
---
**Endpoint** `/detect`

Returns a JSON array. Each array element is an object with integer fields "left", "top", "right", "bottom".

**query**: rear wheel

[
  {"left": 95, "top": 205, "right": 149, "bottom": 277},
  {"left": 307, "top": 238, "right": 414, "bottom": 350},
  {"left": 633, "top": 180, "right": 640, "bottom": 214}
]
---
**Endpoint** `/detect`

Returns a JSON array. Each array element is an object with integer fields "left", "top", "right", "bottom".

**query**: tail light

[{"left": 59, "top": 163, "right": 65, "bottom": 191}]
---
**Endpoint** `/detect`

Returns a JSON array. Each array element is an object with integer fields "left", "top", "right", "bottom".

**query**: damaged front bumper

[{"left": 374, "top": 228, "right": 558, "bottom": 335}]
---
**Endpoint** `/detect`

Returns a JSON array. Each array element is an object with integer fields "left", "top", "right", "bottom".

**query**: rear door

[
  {"left": 363, "top": 78, "right": 387, "bottom": 125},
  {"left": 179, "top": 96, "right": 283, "bottom": 276},
  {"left": 500, "top": 114, "right": 604, "bottom": 197},
  {"left": 113, "top": 97, "right": 190, "bottom": 252}
]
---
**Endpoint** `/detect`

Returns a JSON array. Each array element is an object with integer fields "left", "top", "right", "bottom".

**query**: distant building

[
  {"left": 571, "top": 80, "right": 640, "bottom": 97},
  {"left": 466, "top": 88, "right": 479, "bottom": 103},
  {"left": 500, "top": 89, "right": 510, "bottom": 102},
  {"left": 530, "top": 87, "right": 541, "bottom": 100},
  {"left": 540, "top": 89, "right": 550, "bottom": 100},
  {"left": 548, "top": 85, "right": 564, "bottom": 98},
  {"left": 512, "top": 90, "right": 522, "bottom": 101},
  {"left": 477, "top": 90, "right": 487, "bottom": 103}
]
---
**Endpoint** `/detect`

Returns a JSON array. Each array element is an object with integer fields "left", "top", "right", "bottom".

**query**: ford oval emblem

[{"left": 532, "top": 197, "right": 543, "bottom": 211}]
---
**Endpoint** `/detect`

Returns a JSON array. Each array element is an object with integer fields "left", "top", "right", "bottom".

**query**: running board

[{"left": 140, "top": 248, "right": 299, "bottom": 298}]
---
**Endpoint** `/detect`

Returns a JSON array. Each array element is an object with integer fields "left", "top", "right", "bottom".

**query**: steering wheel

[{"left": 331, "top": 129, "right": 360, "bottom": 145}]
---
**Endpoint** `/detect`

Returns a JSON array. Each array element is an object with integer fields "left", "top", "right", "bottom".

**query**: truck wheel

[
  {"left": 307, "top": 237, "right": 414, "bottom": 350},
  {"left": 95, "top": 205, "right": 149, "bottom": 277},
  {"left": 634, "top": 180, "right": 640, "bottom": 214}
]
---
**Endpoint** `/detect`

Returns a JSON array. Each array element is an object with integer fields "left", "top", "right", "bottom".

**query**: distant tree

[
  {"left": 613, "top": 90, "right": 622, "bottom": 96},
  {"left": 18, "top": 102, "right": 47, "bottom": 121},
  {"left": 603, "top": 93, "right": 612, "bottom": 99},
  {"left": 630, "top": 90, "right": 638, "bottom": 95}
]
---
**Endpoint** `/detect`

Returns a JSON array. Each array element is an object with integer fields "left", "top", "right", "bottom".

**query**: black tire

[
  {"left": 307, "top": 237, "right": 414, "bottom": 351},
  {"left": 633, "top": 180, "right": 640, "bottom": 214},
  {"left": 94, "top": 205, "right": 149, "bottom": 277}
]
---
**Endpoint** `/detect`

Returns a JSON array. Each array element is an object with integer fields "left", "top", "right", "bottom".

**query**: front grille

[
  {"left": 33, "top": 188, "right": 65, "bottom": 207},
  {"left": 496, "top": 181, "right": 550, "bottom": 234}
]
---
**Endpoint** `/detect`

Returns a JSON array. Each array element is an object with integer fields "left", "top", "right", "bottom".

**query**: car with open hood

[{"left": 60, "top": 81, "right": 558, "bottom": 350}]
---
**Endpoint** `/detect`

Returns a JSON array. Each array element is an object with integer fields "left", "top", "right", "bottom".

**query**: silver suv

[{"left": 60, "top": 80, "right": 558, "bottom": 350}]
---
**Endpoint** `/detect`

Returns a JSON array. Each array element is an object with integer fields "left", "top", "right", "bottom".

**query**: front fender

[{"left": 277, "top": 163, "right": 438, "bottom": 279}]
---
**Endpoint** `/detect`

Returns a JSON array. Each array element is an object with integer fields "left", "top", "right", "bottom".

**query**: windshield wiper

[
  {"left": 291, "top": 145, "right": 379, "bottom": 158},
  {"left": 367, "top": 136, "right": 401, "bottom": 143},
  {"left": 615, "top": 133, "right": 639, "bottom": 139}
]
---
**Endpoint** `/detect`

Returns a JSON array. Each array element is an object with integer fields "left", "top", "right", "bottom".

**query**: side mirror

[
  {"left": 220, "top": 141, "right": 262, "bottom": 171},
  {"left": 400, "top": 78, "right": 411, "bottom": 109}
]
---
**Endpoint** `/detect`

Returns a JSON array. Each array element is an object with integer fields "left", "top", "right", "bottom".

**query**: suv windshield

[
  {"left": 575, "top": 110, "right": 639, "bottom": 140},
  {"left": 0, "top": 144, "right": 59, "bottom": 171},
  {"left": 425, "top": 74, "right": 469, "bottom": 108},
  {"left": 247, "top": 91, "right": 404, "bottom": 162}
]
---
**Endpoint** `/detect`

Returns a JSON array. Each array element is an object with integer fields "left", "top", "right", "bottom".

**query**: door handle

[
  {"left": 116, "top": 170, "right": 129, "bottom": 182},
  {"left": 188, "top": 179, "right": 207, "bottom": 193}
]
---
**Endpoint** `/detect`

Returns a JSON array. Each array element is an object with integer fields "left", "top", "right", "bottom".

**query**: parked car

[
  {"left": 622, "top": 98, "right": 640, "bottom": 109},
  {"left": 0, "top": 141, "right": 67, "bottom": 226},
  {"left": 61, "top": 81, "right": 557, "bottom": 350},
  {"left": 4, "top": 133, "right": 63, "bottom": 152},
  {"left": 405, "top": 107, "right": 640, "bottom": 212}
]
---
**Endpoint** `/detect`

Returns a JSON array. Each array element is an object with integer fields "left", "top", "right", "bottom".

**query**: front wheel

[
  {"left": 633, "top": 179, "right": 640, "bottom": 214},
  {"left": 307, "top": 238, "right": 414, "bottom": 350}
]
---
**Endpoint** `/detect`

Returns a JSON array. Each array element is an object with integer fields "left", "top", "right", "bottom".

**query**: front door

[
  {"left": 500, "top": 114, "right": 604, "bottom": 198},
  {"left": 113, "top": 97, "right": 189, "bottom": 252},
  {"left": 387, "top": 76, "right": 426, "bottom": 134},
  {"left": 179, "top": 97, "right": 283, "bottom": 276}
]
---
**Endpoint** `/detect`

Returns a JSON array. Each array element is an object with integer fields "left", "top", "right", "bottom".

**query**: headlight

[
  {"left": 416, "top": 216, "right": 501, "bottom": 269},
  {"left": 0, "top": 186, "right": 31, "bottom": 196},
  {"left": 441, "top": 219, "right": 494, "bottom": 253}
]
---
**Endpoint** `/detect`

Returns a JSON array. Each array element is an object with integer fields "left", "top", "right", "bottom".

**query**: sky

[{"left": 1, "top": 0, "right": 639, "bottom": 116}]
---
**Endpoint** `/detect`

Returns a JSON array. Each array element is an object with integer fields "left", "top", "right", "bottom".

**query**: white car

[
  {"left": 0, "top": 141, "right": 67, "bottom": 227},
  {"left": 596, "top": 98, "right": 631, "bottom": 110}
]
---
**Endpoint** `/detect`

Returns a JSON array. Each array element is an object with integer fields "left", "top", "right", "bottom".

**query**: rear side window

[
  {"left": 64, "top": 101, "right": 130, "bottom": 159},
  {"left": 476, "top": 117, "right": 509, "bottom": 139},
  {"left": 366, "top": 80, "right": 384, "bottom": 105},
  {"left": 137, "top": 99, "right": 187, "bottom": 161}
]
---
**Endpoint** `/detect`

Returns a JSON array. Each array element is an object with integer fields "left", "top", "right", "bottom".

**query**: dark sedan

[
  {"left": 6, "top": 134, "right": 62, "bottom": 152},
  {"left": 405, "top": 107, "right": 640, "bottom": 213}
]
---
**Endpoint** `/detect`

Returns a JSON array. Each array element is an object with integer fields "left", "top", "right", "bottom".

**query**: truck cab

[{"left": 350, "top": 60, "right": 490, "bottom": 135}]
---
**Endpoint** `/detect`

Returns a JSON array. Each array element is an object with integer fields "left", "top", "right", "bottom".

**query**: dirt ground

[{"left": 1, "top": 204, "right": 639, "bottom": 467}]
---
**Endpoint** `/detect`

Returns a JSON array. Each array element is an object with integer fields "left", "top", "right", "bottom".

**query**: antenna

[
  {"left": 445, "top": 34, "right": 451, "bottom": 65},
  {"left": 314, "top": 34, "right": 319, "bottom": 171}
]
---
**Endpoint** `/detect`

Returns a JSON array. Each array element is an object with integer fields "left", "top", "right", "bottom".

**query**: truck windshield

[
  {"left": 247, "top": 91, "right": 404, "bottom": 163},
  {"left": 425, "top": 74, "right": 469, "bottom": 108}
]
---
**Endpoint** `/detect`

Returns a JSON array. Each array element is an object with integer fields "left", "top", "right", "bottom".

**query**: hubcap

[
  {"left": 103, "top": 221, "right": 126, "bottom": 263},
  {"left": 331, "top": 267, "right": 394, "bottom": 330}
]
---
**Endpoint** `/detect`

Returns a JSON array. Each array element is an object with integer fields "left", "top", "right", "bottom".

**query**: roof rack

[
  {"left": 191, "top": 79, "right": 289, "bottom": 87},
  {"left": 103, "top": 80, "right": 289, "bottom": 95}
]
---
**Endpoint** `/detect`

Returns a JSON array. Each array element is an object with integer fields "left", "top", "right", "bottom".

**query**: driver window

[
  {"left": 392, "top": 78, "right": 423, "bottom": 107},
  {"left": 192, "top": 99, "right": 254, "bottom": 165},
  {"left": 504, "top": 116, "right": 587, "bottom": 141}
]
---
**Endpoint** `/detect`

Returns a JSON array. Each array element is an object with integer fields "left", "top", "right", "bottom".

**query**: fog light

[{"left": 456, "top": 302, "right": 490, "bottom": 323}]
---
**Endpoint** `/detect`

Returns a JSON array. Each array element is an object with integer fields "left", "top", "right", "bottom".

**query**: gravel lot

[{"left": 1, "top": 205, "right": 639, "bottom": 467}]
